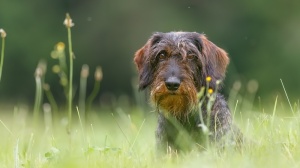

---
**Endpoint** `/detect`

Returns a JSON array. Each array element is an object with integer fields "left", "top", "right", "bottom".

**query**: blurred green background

[{"left": 0, "top": 0, "right": 299, "bottom": 109}]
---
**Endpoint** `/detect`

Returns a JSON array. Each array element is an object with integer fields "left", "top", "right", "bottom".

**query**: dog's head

[{"left": 134, "top": 32, "right": 229, "bottom": 117}]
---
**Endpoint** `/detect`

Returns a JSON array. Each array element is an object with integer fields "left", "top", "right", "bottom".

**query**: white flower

[
  {"left": 0, "top": 29, "right": 6, "bottom": 38},
  {"left": 63, "top": 14, "right": 75, "bottom": 28}
]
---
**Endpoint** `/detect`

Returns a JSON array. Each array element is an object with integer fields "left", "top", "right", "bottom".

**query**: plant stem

[
  {"left": 86, "top": 80, "right": 100, "bottom": 113},
  {"left": 44, "top": 86, "right": 58, "bottom": 118},
  {"left": 79, "top": 65, "right": 88, "bottom": 126},
  {"left": 67, "top": 22, "right": 73, "bottom": 132},
  {"left": 0, "top": 36, "right": 5, "bottom": 82},
  {"left": 33, "top": 75, "right": 42, "bottom": 123}
]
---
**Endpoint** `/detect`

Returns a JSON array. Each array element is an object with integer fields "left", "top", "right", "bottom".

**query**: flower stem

[
  {"left": 0, "top": 35, "right": 5, "bottom": 82},
  {"left": 66, "top": 13, "right": 74, "bottom": 132},
  {"left": 86, "top": 80, "right": 100, "bottom": 113}
]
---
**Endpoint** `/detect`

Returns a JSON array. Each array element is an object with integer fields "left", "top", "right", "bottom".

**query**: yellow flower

[
  {"left": 206, "top": 76, "right": 212, "bottom": 82},
  {"left": 52, "top": 65, "right": 61, "bottom": 74},
  {"left": 56, "top": 42, "right": 65, "bottom": 51},
  {"left": 208, "top": 88, "right": 213, "bottom": 94}
]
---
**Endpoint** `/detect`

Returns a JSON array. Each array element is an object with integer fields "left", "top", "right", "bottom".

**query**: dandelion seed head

[
  {"left": 0, "top": 29, "right": 6, "bottom": 38},
  {"left": 63, "top": 14, "right": 75, "bottom": 28},
  {"left": 81, "top": 64, "right": 89, "bottom": 78},
  {"left": 95, "top": 66, "right": 103, "bottom": 82},
  {"left": 35, "top": 67, "right": 43, "bottom": 78}
]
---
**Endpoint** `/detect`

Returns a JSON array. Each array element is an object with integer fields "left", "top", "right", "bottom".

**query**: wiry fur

[{"left": 134, "top": 32, "right": 243, "bottom": 152}]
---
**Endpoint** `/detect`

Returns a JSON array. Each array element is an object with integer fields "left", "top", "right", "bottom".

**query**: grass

[{"left": 0, "top": 102, "right": 300, "bottom": 168}]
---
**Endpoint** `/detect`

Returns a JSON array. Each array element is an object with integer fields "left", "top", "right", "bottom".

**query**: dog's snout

[{"left": 165, "top": 77, "right": 181, "bottom": 91}]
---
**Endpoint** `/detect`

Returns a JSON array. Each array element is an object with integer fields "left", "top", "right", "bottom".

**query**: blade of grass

[
  {"left": 14, "top": 139, "right": 20, "bottom": 168},
  {"left": 129, "top": 119, "right": 145, "bottom": 150},
  {"left": 111, "top": 113, "right": 131, "bottom": 146},
  {"left": 76, "top": 106, "right": 86, "bottom": 146},
  {"left": 280, "top": 79, "right": 294, "bottom": 114},
  {"left": 271, "top": 95, "right": 278, "bottom": 126},
  {"left": 0, "top": 119, "right": 14, "bottom": 136}
]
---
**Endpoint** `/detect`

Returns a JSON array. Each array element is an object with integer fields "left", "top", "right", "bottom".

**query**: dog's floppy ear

[
  {"left": 199, "top": 34, "right": 229, "bottom": 83},
  {"left": 134, "top": 33, "right": 162, "bottom": 90},
  {"left": 134, "top": 45, "right": 147, "bottom": 72},
  {"left": 134, "top": 43, "right": 151, "bottom": 90}
]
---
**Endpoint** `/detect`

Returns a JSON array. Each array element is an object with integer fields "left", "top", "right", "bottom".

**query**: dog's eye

[
  {"left": 157, "top": 51, "right": 167, "bottom": 61},
  {"left": 187, "top": 54, "right": 197, "bottom": 60}
]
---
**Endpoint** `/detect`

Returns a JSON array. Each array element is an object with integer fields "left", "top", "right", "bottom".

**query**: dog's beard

[{"left": 150, "top": 80, "right": 198, "bottom": 119}]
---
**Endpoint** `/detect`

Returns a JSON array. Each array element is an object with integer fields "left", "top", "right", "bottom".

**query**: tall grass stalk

[
  {"left": 129, "top": 119, "right": 146, "bottom": 151},
  {"left": 14, "top": 139, "right": 20, "bottom": 168},
  {"left": 79, "top": 64, "right": 89, "bottom": 125},
  {"left": 43, "top": 84, "right": 58, "bottom": 118},
  {"left": 64, "top": 13, "right": 75, "bottom": 132},
  {"left": 43, "top": 103, "right": 53, "bottom": 131},
  {"left": 0, "top": 119, "right": 14, "bottom": 136},
  {"left": 76, "top": 106, "right": 86, "bottom": 145},
  {"left": 51, "top": 42, "right": 69, "bottom": 96},
  {"left": 86, "top": 66, "right": 102, "bottom": 113},
  {"left": 33, "top": 61, "right": 46, "bottom": 123},
  {"left": 271, "top": 95, "right": 278, "bottom": 127},
  {"left": 280, "top": 79, "right": 294, "bottom": 114},
  {"left": 0, "top": 29, "right": 6, "bottom": 82},
  {"left": 197, "top": 77, "right": 220, "bottom": 150},
  {"left": 111, "top": 113, "right": 131, "bottom": 147}
]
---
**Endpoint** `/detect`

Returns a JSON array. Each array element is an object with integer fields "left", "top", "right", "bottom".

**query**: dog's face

[{"left": 134, "top": 32, "right": 229, "bottom": 117}]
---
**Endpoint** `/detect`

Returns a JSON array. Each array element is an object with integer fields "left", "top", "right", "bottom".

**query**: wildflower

[
  {"left": 35, "top": 67, "right": 43, "bottom": 78},
  {"left": 35, "top": 60, "right": 47, "bottom": 77},
  {"left": 81, "top": 64, "right": 89, "bottom": 78},
  {"left": 52, "top": 65, "right": 61, "bottom": 73},
  {"left": 208, "top": 88, "right": 213, "bottom": 94},
  {"left": 206, "top": 76, "right": 212, "bottom": 82},
  {"left": 56, "top": 42, "right": 65, "bottom": 51},
  {"left": 63, "top": 13, "right": 75, "bottom": 28},
  {"left": 94, "top": 66, "right": 103, "bottom": 82},
  {"left": 0, "top": 29, "right": 6, "bottom": 38}
]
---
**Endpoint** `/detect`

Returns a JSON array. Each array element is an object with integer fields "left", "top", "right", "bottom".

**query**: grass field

[{"left": 0, "top": 99, "right": 300, "bottom": 168}]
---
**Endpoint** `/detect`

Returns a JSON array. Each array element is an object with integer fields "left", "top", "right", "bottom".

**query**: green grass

[{"left": 0, "top": 102, "right": 300, "bottom": 168}]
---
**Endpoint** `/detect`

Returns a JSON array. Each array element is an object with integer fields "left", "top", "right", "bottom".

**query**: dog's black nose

[{"left": 165, "top": 77, "right": 181, "bottom": 91}]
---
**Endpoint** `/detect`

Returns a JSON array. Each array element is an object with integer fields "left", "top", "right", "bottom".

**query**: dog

[{"left": 134, "top": 32, "right": 243, "bottom": 152}]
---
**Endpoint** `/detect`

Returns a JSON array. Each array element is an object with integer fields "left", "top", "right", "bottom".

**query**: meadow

[
  {"left": 1, "top": 14, "right": 300, "bottom": 168},
  {"left": 1, "top": 95, "right": 299, "bottom": 168}
]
